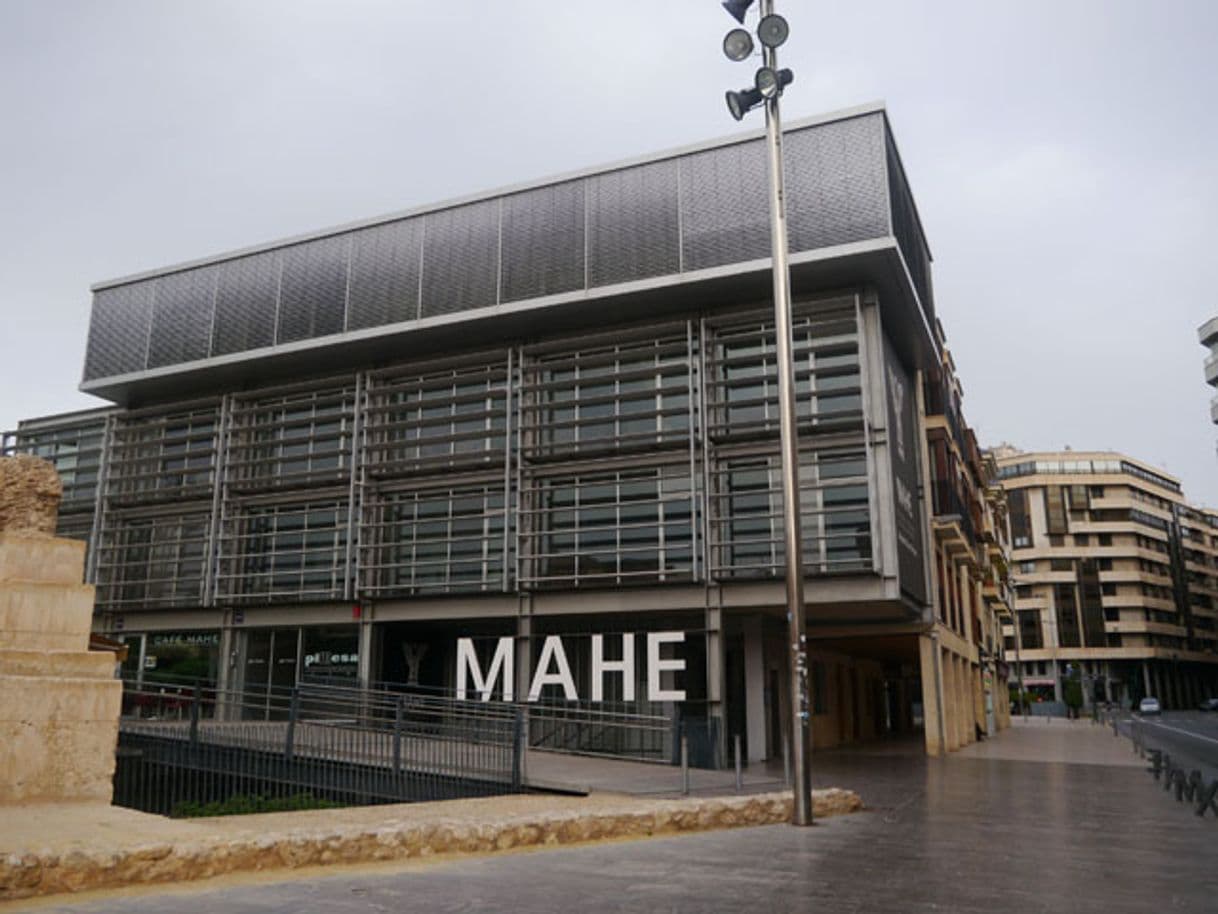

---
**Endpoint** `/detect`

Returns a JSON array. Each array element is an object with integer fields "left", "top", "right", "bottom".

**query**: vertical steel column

[
  {"left": 858, "top": 292, "right": 884, "bottom": 575},
  {"left": 202, "top": 395, "right": 231, "bottom": 608},
  {"left": 760, "top": 0, "right": 812, "bottom": 826},
  {"left": 514, "top": 348, "right": 527, "bottom": 589},
  {"left": 343, "top": 372, "right": 364, "bottom": 601},
  {"left": 685, "top": 320, "right": 699, "bottom": 581},
  {"left": 697, "top": 318, "right": 714, "bottom": 581},
  {"left": 502, "top": 349, "right": 514, "bottom": 592},
  {"left": 86, "top": 413, "right": 115, "bottom": 587}
]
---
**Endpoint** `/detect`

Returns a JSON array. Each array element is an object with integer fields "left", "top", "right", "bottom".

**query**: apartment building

[
  {"left": 6, "top": 103, "right": 1013, "bottom": 762},
  {"left": 1200, "top": 316, "right": 1218, "bottom": 426},
  {"left": 920, "top": 326, "right": 1014, "bottom": 751},
  {"left": 994, "top": 449, "right": 1218, "bottom": 710}
]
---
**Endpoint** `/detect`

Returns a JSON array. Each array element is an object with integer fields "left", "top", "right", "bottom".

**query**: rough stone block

[
  {"left": 0, "top": 715, "right": 119, "bottom": 804},
  {"left": 0, "top": 675, "right": 122, "bottom": 723},
  {"left": 0, "top": 582, "right": 96, "bottom": 650},
  {"left": 0, "top": 456, "right": 62, "bottom": 537},
  {"left": 0, "top": 649, "right": 115, "bottom": 679},
  {"left": 0, "top": 534, "right": 85, "bottom": 586}
]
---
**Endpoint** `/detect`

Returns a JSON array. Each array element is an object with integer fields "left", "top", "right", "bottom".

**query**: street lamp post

[
  {"left": 718, "top": 0, "right": 812, "bottom": 826},
  {"left": 1008, "top": 576, "right": 1028, "bottom": 719}
]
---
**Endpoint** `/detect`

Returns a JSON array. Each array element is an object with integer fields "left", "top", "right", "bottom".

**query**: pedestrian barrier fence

[
  {"left": 1115, "top": 715, "right": 1218, "bottom": 821},
  {"left": 115, "top": 678, "right": 525, "bottom": 816},
  {"left": 1144, "top": 749, "right": 1218, "bottom": 818}
]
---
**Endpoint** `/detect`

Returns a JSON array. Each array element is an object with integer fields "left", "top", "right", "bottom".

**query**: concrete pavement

[{"left": 7, "top": 719, "right": 1218, "bottom": 912}]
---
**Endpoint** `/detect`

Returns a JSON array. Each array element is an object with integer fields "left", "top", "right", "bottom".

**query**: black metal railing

[
  {"left": 115, "top": 678, "right": 523, "bottom": 816},
  {"left": 362, "top": 677, "right": 674, "bottom": 764},
  {"left": 932, "top": 479, "right": 976, "bottom": 543}
]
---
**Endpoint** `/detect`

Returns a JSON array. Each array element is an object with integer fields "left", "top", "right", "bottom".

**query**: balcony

[
  {"left": 1199, "top": 316, "right": 1218, "bottom": 348},
  {"left": 931, "top": 480, "right": 977, "bottom": 560}
]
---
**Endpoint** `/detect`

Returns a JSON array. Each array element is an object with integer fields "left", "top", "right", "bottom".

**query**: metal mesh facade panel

[
  {"left": 885, "top": 130, "right": 934, "bottom": 315},
  {"left": 421, "top": 201, "right": 499, "bottom": 319},
  {"left": 680, "top": 141, "right": 770, "bottom": 271},
  {"left": 84, "top": 114, "right": 919, "bottom": 386},
  {"left": 147, "top": 268, "right": 215, "bottom": 368},
  {"left": 276, "top": 236, "right": 349, "bottom": 344},
  {"left": 211, "top": 251, "right": 280, "bottom": 356},
  {"left": 500, "top": 181, "right": 585, "bottom": 303},
  {"left": 587, "top": 160, "right": 679, "bottom": 288},
  {"left": 84, "top": 282, "right": 153, "bottom": 380},
  {"left": 347, "top": 218, "right": 422, "bottom": 330},
  {"left": 784, "top": 113, "right": 889, "bottom": 253}
]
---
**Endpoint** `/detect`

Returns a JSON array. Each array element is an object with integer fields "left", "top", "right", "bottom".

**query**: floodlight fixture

[
  {"left": 723, "top": 27, "right": 754, "bottom": 61},
  {"left": 725, "top": 85, "right": 764, "bottom": 121},
  {"left": 754, "top": 66, "right": 794, "bottom": 99},
  {"left": 721, "top": 0, "right": 755, "bottom": 25},
  {"left": 756, "top": 13, "right": 789, "bottom": 48}
]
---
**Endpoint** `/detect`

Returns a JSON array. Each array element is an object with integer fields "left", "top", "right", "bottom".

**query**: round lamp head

[
  {"left": 725, "top": 86, "right": 763, "bottom": 122},
  {"left": 755, "top": 66, "right": 780, "bottom": 98},
  {"left": 722, "top": 28, "right": 754, "bottom": 62},
  {"left": 757, "top": 13, "right": 790, "bottom": 49}
]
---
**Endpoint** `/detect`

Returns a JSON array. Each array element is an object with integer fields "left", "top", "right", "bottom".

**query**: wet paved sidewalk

[{"left": 11, "top": 720, "right": 1216, "bottom": 913}]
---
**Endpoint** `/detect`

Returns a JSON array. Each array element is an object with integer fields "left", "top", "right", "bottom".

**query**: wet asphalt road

[{"left": 1128, "top": 710, "right": 1218, "bottom": 779}]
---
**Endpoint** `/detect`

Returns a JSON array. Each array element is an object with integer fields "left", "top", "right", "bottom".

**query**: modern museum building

[{"left": 6, "top": 103, "right": 1012, "bottom": 765}]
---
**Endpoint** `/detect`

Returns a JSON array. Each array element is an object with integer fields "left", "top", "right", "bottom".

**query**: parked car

[
  {"left": 1138, "top": 697, "right": 1162, "bottom": 716},
  {"left": 1199, "top": 698, "right": 1218, "bottom": 712}
]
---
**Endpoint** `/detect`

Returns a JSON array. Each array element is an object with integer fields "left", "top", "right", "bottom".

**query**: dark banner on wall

[{"left": 883, "top": 335, "right": 928, "bottom": 605}]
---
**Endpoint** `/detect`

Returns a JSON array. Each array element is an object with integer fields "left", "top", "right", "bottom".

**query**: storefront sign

[
  {"left": 304, "top": 651, "right": 358, "bottom": 668},
  {"left": 303, "top": 650, "right": 359, "bottom": 680},
  {"left": 456, "top": 632, "right": 686, "bottom": 703},
  {"left": 150, "top": 633, "right": 220, "bottom": 648}
]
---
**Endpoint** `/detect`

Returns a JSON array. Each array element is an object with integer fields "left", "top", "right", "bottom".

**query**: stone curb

[{"left": 0, "top": 788, "right": 861, "bottom": 901}]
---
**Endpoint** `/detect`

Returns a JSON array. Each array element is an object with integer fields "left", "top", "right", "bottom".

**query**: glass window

[
  {"left": 96, "top": 514, "right": 208, "bottom": 611},
  {"left": 367, "top": 358, "right": 509, "bottom": 476},
  {"left": 523, "top": 465, "right": 695, "bottom": 588},
  {"left": 365, "top": 485, "right": 506, "bottom": 596},
  {"left": 107, "top": 406, "right": 218, "bottom": 503},
  {"left": 222, "top": 500, "right": 348, "bottom": 603},
  {"left": 707, "top": 298, "right": 862, "bottom": 442},
  {"left": 523, "top": 328, "right": 691, "bottom": 458},
  {"left": 712, "top": 446, "right": 871, "bottom": 579}
]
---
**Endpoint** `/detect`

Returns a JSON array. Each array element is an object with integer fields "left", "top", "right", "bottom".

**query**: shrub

[{"left": 171, "top": 792, "right": 340, "bottom": 818}]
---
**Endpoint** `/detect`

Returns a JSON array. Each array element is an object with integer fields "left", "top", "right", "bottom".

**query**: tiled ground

[{"left": 23, "top": 719, "right": 1218, "bottom": 914}]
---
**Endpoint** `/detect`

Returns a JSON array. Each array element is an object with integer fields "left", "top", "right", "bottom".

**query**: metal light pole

[
  {"left": 1011, "top": 591, "right": 1028, "bottom": 719},
  {"left": 719, "top": 0, "right": 811, "bottom": 826},
  {"left": 760, "top": 0, "right": 812, "bottom": 829}
]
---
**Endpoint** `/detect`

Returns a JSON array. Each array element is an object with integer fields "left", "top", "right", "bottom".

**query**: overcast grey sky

[{"left": 2, "top": 0, "right": 1216, "bottom": 505}]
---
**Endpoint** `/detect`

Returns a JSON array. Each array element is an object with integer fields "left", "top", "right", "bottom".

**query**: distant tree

[{"left": 1063, "top": 677, "right": 1084, "bottom": 718}]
